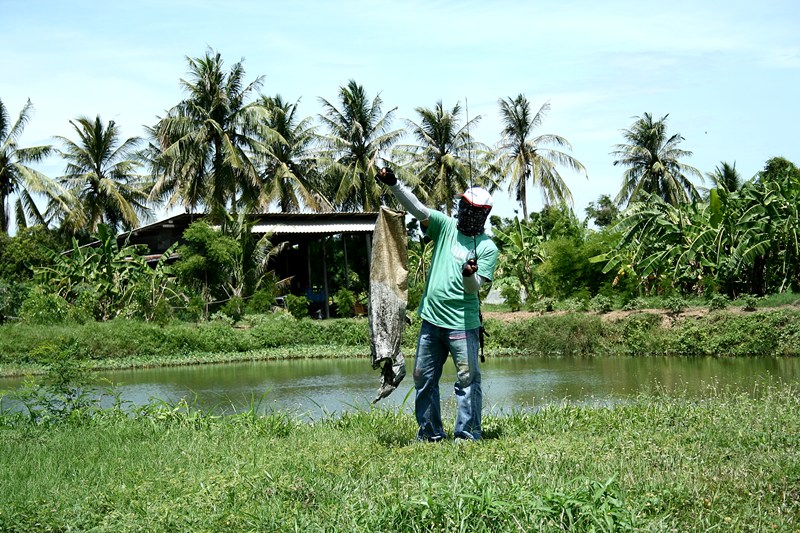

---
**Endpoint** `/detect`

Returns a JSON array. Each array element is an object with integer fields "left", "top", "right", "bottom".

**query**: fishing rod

[{"left": 465, "top": 97, "right": 487, "bottom": 363}]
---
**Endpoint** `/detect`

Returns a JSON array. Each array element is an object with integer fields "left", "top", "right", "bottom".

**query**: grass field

[{"left": 1, "top": 383, "right": 799, "bottom": 531}]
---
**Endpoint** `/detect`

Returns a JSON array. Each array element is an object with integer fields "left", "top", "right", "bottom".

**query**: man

[{"left": 376, "top": 167, "right": 499, "bottom": 441}]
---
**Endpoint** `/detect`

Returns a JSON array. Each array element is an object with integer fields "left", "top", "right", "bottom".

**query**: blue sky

[{"left": 3, "top": 0, "right": 799, "bottom": 228}]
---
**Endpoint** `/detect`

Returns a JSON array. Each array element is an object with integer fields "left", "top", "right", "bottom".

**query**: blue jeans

[{"left": 414, "top": 320, "right": 482, "bottom": 441}]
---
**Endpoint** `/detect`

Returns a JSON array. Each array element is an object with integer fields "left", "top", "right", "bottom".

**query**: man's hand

[
  {"left": 376, "top": 167, "right": 397, "bottom": 186},
  {"left": 461, "top": 259, "right": 478, "bottom": 277}
]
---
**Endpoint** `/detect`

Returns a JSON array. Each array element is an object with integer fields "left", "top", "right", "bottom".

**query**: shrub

[
  {"left": 285, "top": 294, "right": 309, "bottom": 319},
  {"left": 488, "top": 314, "right": 604, "bottom": 356},
  {"left": 407, "top": 283, "right": 423, "bottom": 314},
  {"left": 589, "top": 294, "right": 614, "bottom": 314},
  {"left": 663, "top": 296, "right": 687, "bottom": 316},
  {"left": 19, "top": 289, "right": 71, "bottom": 325},
  {"left": 333, "top": 288, "right": 356, "bottom": 318},
  {"left": 182, "top": 295, "right": 205, "bottom": 322},
  {"left": 622, "top": 297, "right": 646, "bottom": 311},
  {"left": 220, "top": 296, "right": 245, "bottom": 322},
  {"left": 559, "top": 297, "right": 587, "bottom": 312},
  {"left": 708, "top": 293, "right": 729, "bottom": 311},
  {"left": 612, "top": 312, "right": 664, "bottom": 356},
  {"left": 0, "top": 280, "right": 31, "bottom": 323},
  {"left": 246, "top": 288, "right": 277, "bottom": 314},
  {"left": 496, "top": 278, "right": 523, "bottom": 312},
  {"left": 528, "top": 296, "right": 555, "bottom": 314},
  {"left": 738, "top": 294, "right": 759, "bottom": 311}
]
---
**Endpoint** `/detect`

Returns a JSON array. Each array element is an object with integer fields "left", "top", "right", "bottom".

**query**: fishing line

[{"left": 465, "top": 97, "right": 486, "bottom": 363}]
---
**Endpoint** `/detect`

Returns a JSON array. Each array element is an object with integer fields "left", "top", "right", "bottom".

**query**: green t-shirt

[{"left": 418, "top": 210, "right": 499, "bottom": 330}]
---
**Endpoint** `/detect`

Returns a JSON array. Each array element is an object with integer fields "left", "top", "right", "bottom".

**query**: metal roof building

[{"left": 118, "top": 212, "right": 382, "bottom": 318}]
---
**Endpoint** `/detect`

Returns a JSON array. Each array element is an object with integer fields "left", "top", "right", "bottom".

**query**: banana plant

[
  {"left": 492, "top": 216, "right": 547, "bottom": 297},
  {"left": 35, "top": 224, "right": 149, "bottom": 319}
]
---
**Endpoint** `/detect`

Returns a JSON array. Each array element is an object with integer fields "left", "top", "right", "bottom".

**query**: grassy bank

[
  {"left": 2, "top": 308, "right": 800, "bottom": 377},
  {"left": 1, "top": 384, "right": 798, "bottom": 531}
]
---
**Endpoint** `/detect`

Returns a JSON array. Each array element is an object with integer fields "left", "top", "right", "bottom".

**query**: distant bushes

[
  {"left": 485, "top": 309, "right": 800, "bottom": 357},
  {"left": 1, "top": 310, "right": 799, "bottom": 370}
]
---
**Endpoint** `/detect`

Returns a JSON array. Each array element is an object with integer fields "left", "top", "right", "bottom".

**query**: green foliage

[
  {"left": 621, "top": 296, "right": 646, "bottom": 311},
  {"left": 0, "top": 226, "right": 66, "bottom": 282},
  {"left": 492, "top": 216, "right": 545, "bottom": 298},
  {"left": 7, "top": 341, "right": 96, "bottom": 423},
  {"left": 246, "top": 287, "right": 278, "bottom": 314},
  {"left": 333, "top": 288, "right": 356, "bottom": 317},
  {"left": 220, "top": 296, "right": 245, "bottom": 322},
  {"left": 585, "top": 194, "right": 620, "bottom": 227},
  {"left": 495, "top": 277, "right": 523, "bottom": 312},
  {"left": 174, "top": 221, "right": 240, "bottom": 309},
  {"left": 708, "top": 293, "right": 729, "bottom": 311},
  {"left": 0, "top": 309, "right": 799, "bottom": 379},
  {"left": 663, "top": 296, "right": 687, "bottom": 315},
  {"left": 0, "top": 280, "right": 30, "bottom": 323},
  {"left": 536, "top": 237, "right": 585, "bottom": 298},
  {"left": 29, "top": 224, "right": 173, "bottom": 321},
  {"left": 181, "top": 295, "right": 206, "bottom": 322},
  {"left": 19, "top": 288, "right": 71, "bottom": 324},
  {"left": 527, "top": 296, "right": 555, "bottom": 314},
  {"left": 738, "top": 294, "right": 759, "bottom": 311},
  {"left": 599, "top": 156, "right": 800, "bottom": 299},
  {"left": 589, "top": 294, "right": 614, "bottom": 313},
  {"left": 407, "top": 282, "right": 423, "bottom": 313},
  {"left": 487, "top": 314, "right": 605, "bottom": 356},
  {"left": 558, "top": 297, "right": 588, "bottom": 312},
  {"left": 284, "top": 294, "right": 309, "bottom": 319}
]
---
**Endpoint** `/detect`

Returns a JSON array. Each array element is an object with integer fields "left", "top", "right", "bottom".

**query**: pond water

[{"left": 2, "top": 355, "right": 799, "bottom": 419}]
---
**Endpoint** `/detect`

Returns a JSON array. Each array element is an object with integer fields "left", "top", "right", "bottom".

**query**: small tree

[{"left": 173, "top": 220, "right": 240, "bottom": 318}]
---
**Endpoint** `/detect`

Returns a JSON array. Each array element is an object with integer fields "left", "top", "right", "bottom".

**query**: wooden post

[
  {"left": 322, "top": 236, "right": 330, "bottom": 318},
  {"left": 343, "top": 235, "right": 350, "bottom": 288}
]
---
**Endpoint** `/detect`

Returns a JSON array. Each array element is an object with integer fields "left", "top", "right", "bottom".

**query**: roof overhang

[{"left": 252, "top": 220, "right": 376, "bottom": 234}]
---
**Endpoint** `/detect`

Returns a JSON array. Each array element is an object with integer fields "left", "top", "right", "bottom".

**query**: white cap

[{"left": 457, "top": 187, "right": 493, "bottom": 208}]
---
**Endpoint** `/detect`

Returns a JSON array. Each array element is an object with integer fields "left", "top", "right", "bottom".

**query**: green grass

[{"left": 1, "top": 384, "right": 799, "bottom": 531}]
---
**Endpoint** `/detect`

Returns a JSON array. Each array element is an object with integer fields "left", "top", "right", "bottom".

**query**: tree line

[{"left": 1, "top": 47, "right": 798, "bottom": 323}]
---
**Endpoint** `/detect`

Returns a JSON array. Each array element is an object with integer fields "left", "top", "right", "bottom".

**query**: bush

[
  {"left": 220, "top": 296, "right": 245, "bottom": 322},
  {"left": 0, "top": 280, "right": 30, "bottom": 323},
  {"left": 19, "top": 289, "right": 71, "bottom": 325},
  {"left": 182, "top": 295, "right": 206, "bottom": 322},
  {"left": 738, "top": 294, "right": 759, "bottom": 312},
  {"left": 246, "top": 288, "right": 277, "bottom": 314},
  {"left": 708, "top": 293, "right": 729, "bottom": 311},
  {"left": 589, "top": 294, "right": 614, "bottom": 314},
  {"left": 488, "top": 314, "right": 604, "bottom": 356},
  {"left": 559, "top": 297, "right": 588, "bottom": 312},
  {"left": 285, "top": 294, "right": 309, "bottom": 319},
  {"left": 611, "top": 312, "right": 664, "bottom": 356},
  {"left": 333, "top": 288, "right": 356, "bottom": 318},
  {"left": 527, "top": 296, "right": 555, "bottom": 314},
  {"left": 663, "top": 296, "right": 687, "bottom": 316},
  {"left": 622, "top": 296, "right": 646, "bottom": 311},
  {"left": 497, "top": 278, "right": 523, "bottom": 312}
]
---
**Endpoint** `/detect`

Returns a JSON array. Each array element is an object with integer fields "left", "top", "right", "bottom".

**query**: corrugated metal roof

[{"left": 252, "top": 221, "right": 376, "bottom": 234}]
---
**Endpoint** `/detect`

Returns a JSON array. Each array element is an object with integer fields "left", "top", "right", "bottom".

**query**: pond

[{"left": 2, "top": 355, "right": 799, "bottom": 419}]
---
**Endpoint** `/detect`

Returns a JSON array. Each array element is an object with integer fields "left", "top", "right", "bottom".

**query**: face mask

[{"left": 457, "top": 199, "right": 491, "bottom": 236}]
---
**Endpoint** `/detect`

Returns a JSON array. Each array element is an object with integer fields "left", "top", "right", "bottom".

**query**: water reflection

[{"left": 2, "top": 355, "right": 798, "bottom": 418}]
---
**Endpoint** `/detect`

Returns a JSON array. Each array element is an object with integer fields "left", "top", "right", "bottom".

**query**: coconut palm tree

[
  {"left": 396, "top": 100, "right": 484, "bottom": 215},
  {"left": 611, "top": 112, "right": 701, "bottom": 207},
  {"left": 257, "top": 95, "right": 329, "bottom": 212},
  {"left": 51, "top": 116, "right": 151, "bottom": 234},
  {"left": 317, "top": 80, "right": 403, "bottom": 211},
  {"left": 0, "top": 98, "right": 58, "bottom": 234},
  {"left": 495, "top": 95, "right": 586, "bottom": 219},
  {"left": 707, "top": 161, "right": 743, "bottom": 193},
  {"left": 149, "top": 48, "right": 271, "bottom": 215}
]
